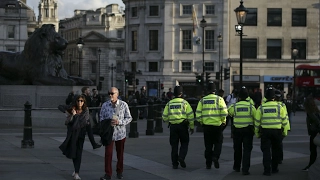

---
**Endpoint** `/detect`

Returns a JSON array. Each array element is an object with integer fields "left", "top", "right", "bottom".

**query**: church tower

[{"left": 38, "top": 0, "right": 58, "bottom": 31}]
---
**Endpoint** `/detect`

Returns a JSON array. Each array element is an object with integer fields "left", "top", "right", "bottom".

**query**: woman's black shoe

[{"left": 93, "top": 143, "right": 102, "bottom": 149}]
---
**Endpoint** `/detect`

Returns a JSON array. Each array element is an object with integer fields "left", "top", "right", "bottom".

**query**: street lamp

[
  {"left": 200, "top": 16, "right": 207, "bottom": 93},
  {"left": 68, "top": 53, "right": 72, "bottom": 75},
  {"left": 96, "top": 48, "right": 101, "bottom": 87},
  {"left": 292, "top": 45, "right": 298, "bottom": 112},
  {"left": 234, "top": 0, "right": 248, "bottom": 88},
  {"left": 77, "top": 37, "right": 84, "bottom": 77},
  {"left": 108, "top": 64, "right": 117, "bottom": 87},
  {"left": 217, "top": 32, "right": 223, "bottom": 89}
]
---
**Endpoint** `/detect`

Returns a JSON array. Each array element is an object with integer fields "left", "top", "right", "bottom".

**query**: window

[
  {"left": 267, "top": 8, "right": 282, "bottom": 26},
  {"left": 131, "top": 7, "right": 138, "bottom": 17},
  {"left": 292, "top": 9, "right": 306, "bottom": 27},
  {"left": 45, "top": 8, "right": 49, "bottom": 17},
  {"left": 116, "top": 49, "right": 123, "bottom": 57},
  {"left": 182, "top": 62, "right": 191, "bottom": 71},
  {"left": 8, "top": 25, "right": 15, "bottom": 38},
  {"left": 205, "top": 62, "right": 214, "bottom": 71},
  {"left": 131, "top": 31, "right": 137, "bottom": 51},
  {"left": 205, "top": 30, "right": 215, "bottom": 50},
  {"left": 149, "top": 6, "right": 159, "bottom": 16},
  {"left": 245, "top": 8, "right": 257, "bottom": 26},
  {"left": 267, "top": 39, "right": 282, "bottom": 59},
  {"left": 117, "top": 30, "right": 122, "bottom": 38},
  {"left": 182, "top": 5, "right": 192, "bottom": 15},
  {"left": 243, "top": 39, "right": 257, "bottom": 59},
  {"left": 91, "top": 62, "right": 97, "bottom": 73},
  {"left": 149, "top": 30, "right": 158, "bottom": 51},
  {"left": 149, "top": 62, "right": 158, "bottom": 72},
  {"left": 205, "top": 5, "right": 215, "bottom": 15},
  {"left": 182, "top": 30, "right": 192, "bottom": 50},
  {"left": 292, "top": 39, "right": 306, "bottom": 59}
]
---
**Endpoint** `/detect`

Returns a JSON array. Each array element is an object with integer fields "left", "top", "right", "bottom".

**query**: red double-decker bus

[{"left": 295, "top": 64, "right": 320, "bottom": 100}]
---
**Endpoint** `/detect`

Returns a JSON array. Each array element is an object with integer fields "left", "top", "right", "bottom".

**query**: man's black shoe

[
  {"left": 272, "top": 169, "right": 279, "bottom": 173},
  {"left": 93, "top": 143, "right": 102, "bottom": 149},
  {"left": 242, "top": 171, "right": 250, "bottom": 175},
  {"left": 263, "top": 172, "right": 271, "bottom": 176},
  {"left": 100, "top": 174, "right": 111, "bottom": 180},
  {"left": 116, "top": 173, "right": 123, "bottom": 179},
  {"left": 213, "top": 158, "right": 220, "bottom": 169},
  {"left": 233, "top": 167, "right": 240, "bottom": 172},
  {"left": 172, "top": 165, "right": 178, "bottom": 169},
  {"left": 178, "top": 158, "right": 186, "bottom": 168}
]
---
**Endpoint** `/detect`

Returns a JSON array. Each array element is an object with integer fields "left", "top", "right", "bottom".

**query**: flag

[{"left": 192, "top": 5, "right": 199, "bottom": 35}]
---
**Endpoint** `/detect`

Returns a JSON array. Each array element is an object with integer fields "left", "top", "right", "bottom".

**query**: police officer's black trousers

[
  {"left": 233, "top": 126, "right": 254, "bottom": 172},
  {"left": 169, "top": 123, "right": 189, "bottom": 166},
  {"left": 203, "top": 125, "right": 223, "bottom": 167},
  {"left": 260, "top": 129, "right": 282, "bottom": 173}
]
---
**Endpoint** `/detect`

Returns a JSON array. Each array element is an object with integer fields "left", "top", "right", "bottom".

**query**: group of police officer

[{"left": 162, "top": 81, "right": 290, "bottom": 176}]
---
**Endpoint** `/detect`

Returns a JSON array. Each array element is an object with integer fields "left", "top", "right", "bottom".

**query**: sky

[{"left": 26, "top": 0, "right": 125, "bottom": 19}]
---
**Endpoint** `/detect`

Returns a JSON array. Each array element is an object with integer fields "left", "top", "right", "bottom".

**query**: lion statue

[{"left": 0, "top": 24, "right": 93, "bottom": 86}]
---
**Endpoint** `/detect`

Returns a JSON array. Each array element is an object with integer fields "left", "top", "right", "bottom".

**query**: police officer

[
  {"left": 228, "top": 87, "right": 256, "bottom": 175},
  {"left": 254, "top": 87, "right": 290, "bottom": 176},
  {"left": 162, "top": 86, "right": 194, "bottom": 169},
  {"left": 196, "top": 81, "right": 228, "bottom": 169},
  {"left": 275, "top": 90, "right": 291, "bottom": 164}
]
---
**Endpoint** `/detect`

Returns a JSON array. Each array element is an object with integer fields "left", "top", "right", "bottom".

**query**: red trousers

[{"left": 104, "top": 138, "right": 126, "bottom": 176}]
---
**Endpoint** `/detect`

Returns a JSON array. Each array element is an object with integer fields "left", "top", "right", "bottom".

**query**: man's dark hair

[{"left": 81, "top": 86, "right": 89, "bottom": 93}]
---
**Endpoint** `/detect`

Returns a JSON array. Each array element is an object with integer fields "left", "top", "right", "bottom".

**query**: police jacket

[
  {"left": 228, "top": 100, "right": 256, "bottom": 128},
  {"left": 162, "top": 97, "right": 195, "bottom": 129},
  {"left": 246, "top": 97, "right": 254, "bottom": 106},
  {"left": 196, "top": 94, "right": 228, "bottom": 126},
  {"left": 276, "top": 101, "right": 291, "bottom": 131},
  {"left": 254, "top": 101, "right": 289, "bottom": 137}
]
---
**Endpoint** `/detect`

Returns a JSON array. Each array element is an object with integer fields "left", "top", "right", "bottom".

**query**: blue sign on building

[{"left": 264, "top": 76, "right": 293, "bottom": 83}]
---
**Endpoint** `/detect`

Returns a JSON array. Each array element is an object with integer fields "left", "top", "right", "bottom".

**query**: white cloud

[{"left": 26, "top": 0, "right": 125, "bottom": 19}]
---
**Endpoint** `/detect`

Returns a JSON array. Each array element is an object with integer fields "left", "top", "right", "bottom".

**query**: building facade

[
  {"left": 123, "top": 0, "right": 224, "bottom": 98},
  {"left": 38, "top": 0, "right": 59, "bottom": 32},
  {"left": 226, "top": 0, "right": 320, "bottom": 95},
  {"left": 60, "top": 4, "right": 125, "bottom": 93}
]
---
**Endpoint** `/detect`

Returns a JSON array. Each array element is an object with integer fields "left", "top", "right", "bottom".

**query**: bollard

[
  {"left": 154, "top": 99, "right": 163, "bottom": 133},
  {"left": 129, "top": 101, "right": 139, "bottom": 138},
  {"left": 21, "top": 101, "right": 34, "bottom": 148},
  {"left": 146, "top": 99, "right": 154, "bottom": 135}
]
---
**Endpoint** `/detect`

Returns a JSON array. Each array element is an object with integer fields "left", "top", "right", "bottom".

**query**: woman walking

[
  {"left": 302, "top": 95, "right": 320, "bottom": 171},
  {"left": 59, "top": 95, "right": 101, "bottom": 180}
]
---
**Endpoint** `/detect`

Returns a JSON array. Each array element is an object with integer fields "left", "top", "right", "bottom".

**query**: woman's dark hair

[
  {"left": 75, "top": 95, "right": 87, "bottom": 110},
  {"left": 304, "top": 96, "right": 320, "bottom": 114}
]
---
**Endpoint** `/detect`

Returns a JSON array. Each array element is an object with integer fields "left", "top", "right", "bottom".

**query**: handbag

[{"left": 313, "top": 133, "right": 320, "bottom": 147}]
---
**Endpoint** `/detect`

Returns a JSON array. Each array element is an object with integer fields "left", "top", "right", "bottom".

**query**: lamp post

[
  {"left": 68, "top": 53, "right": 72, "bottom": 75},
  {"left": 96, "top": 48, "right": 101, "bottom": 87},
  {"left": 77, "top": 37, "right": 84, "bottom": 77},
  {"left": 217, "top": 33, "right": 223, "bottom": 89},
  {"left": 108, "top": 64, "right": 117, "bottom": 87},
  {"left": 234, "top": 0, "right": 248, "bottom": 88},
  {"left": 200, "top": 16, "right": 207, "bottom": 93},
  {"left": 292, "top": 45, "right": 298, "bottom": 113}
]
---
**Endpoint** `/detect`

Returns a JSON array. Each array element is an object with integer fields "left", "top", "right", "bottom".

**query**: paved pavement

[{"left": 0, "top": 111, "right": 314, "bottom": 180}]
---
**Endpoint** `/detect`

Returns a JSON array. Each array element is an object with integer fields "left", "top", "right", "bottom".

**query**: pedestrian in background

[
  {"left": 302, "top": 95, "right": 320, "bottom": 171},
  {"left": 228, "top": 86, "right": 256, "bottom": 175},
  {"left": 196, "top": 81, "right": 228, "bottom": 169},
  {"left": 100, "top": 87, "right": 132, "bottom": 180},
  {"left": 162, "top": 85, "right": 194, "bottom": 169},
  {"left": 283, "top": 93, "right": 294, "bottom": 128},
  {"left": 59, "top": 95, "right": 101, "bottom": 180},
  {"left": 254, "top": 87, "right": 289, "bottom": 176},
  {"left": 91, "top": 88, "right": 102, "bottom": 126}
]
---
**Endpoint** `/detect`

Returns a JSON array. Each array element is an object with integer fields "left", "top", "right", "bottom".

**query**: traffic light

[
  {"left": 136, "top": 79, "right": 139, "bottom": 85},
  {"left": 97, "top": 82, "right": 102, "bottom": 91},
  {"left": 216, "top": 72, "right": 220, "bottom": 80},
  {"left": 224, "top": 68, "right": 230, "bottom": 80},
  {"left": 125, "top": 73, "right": 129, "bottom": 83},
  {"left": 161, "top": 83, "right": 164, "bottom": 89},
  {"left": 196, "top": 75, "right": 202, "bottom": 84},
  {"left": 205, "top": 72, "right": 211, "bottom": 82}
]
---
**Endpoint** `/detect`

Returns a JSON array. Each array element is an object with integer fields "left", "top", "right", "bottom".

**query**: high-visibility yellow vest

[
  {"left": 246, "top": 97, "right": 254, "bottom": 106},
  {"left": 228, "top": 101, "right": 256, "bottom": 128},
  {"left": 162, "top": 98, "right": 195, "bottom": 129},
  {"left": 254, "top": 101, "right": 289, "bottom": 137},
  {"left": 196, "top": 94, "right": 228, "bottom": 126}
]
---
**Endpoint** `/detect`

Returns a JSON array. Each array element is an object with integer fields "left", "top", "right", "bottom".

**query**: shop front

[
  {"left": 233, "top": 75, "right": 260, "bottom": 93},
  {"left": 263, "top": 76, "right": 293, "bottom": 94}
]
